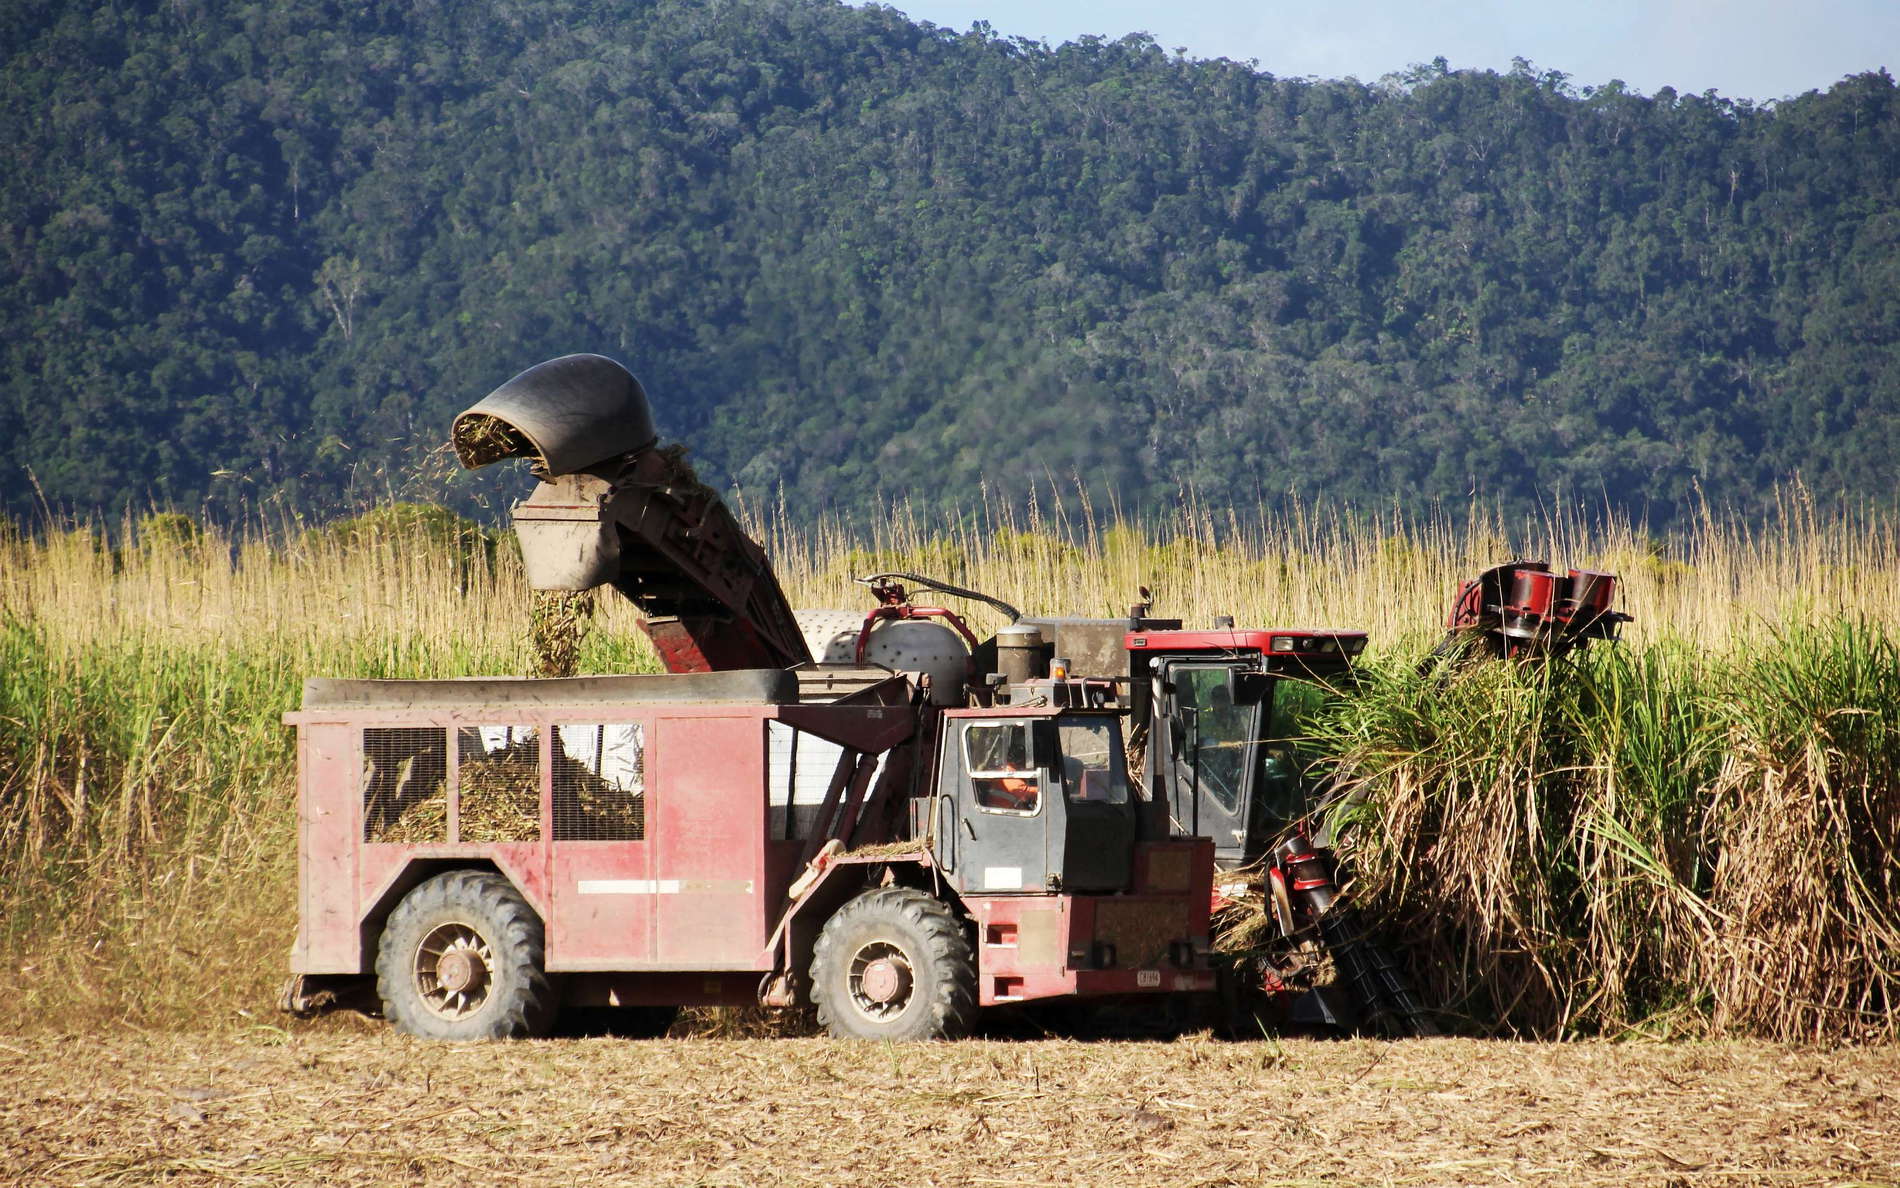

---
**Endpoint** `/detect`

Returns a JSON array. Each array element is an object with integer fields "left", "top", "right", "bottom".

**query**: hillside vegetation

[
  {"left": 4, "top": 0, "right": 1898, "bottom": 527},
  {"left": 1, "top": 499, "right": 1895, "bottom": 1040}
]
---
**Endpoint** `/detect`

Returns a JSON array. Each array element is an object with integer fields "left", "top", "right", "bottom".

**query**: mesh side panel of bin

[
  {"left": 454, "top": 725, "right": 542, "bottom": 843},
  {"left": 552, "top": 723, "right": 645, "bottom": 841},
  {"left": 363, "top": 727, "right": 450, "bottom": 843}
]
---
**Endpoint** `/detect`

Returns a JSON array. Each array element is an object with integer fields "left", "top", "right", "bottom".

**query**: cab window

[
  {"left": 1057, "top": 719, "right": 1129, "bottom": 804},
  {"left": 1172, "top": 666, "right": 1256, "bottom": 813},
  {"left": 964, "top": 722, "right": 1038, "bottom": 814},
  {"left": 1256, "top": 677, "right": 1326, "bottom": 825}
]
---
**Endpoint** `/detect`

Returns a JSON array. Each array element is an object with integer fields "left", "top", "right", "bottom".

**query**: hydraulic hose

[{"left": 855, "top": 572, "right": 1022, "bottom": 624}]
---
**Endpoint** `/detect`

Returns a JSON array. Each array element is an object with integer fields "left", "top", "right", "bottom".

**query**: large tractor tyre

[
  {"left": 810, "top": 887, "right": 977, "bottom": 1041},
  {"left": 376, "top": 870, "right": 556, "bottom": 1041}
]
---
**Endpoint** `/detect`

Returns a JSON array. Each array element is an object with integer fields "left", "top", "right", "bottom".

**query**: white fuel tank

[{"left": 794, "top": 609, "right": 969, "bottom": 705}]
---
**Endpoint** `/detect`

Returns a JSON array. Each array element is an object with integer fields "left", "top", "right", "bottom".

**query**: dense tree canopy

[{"left": 3, "top": 0, "right": 1896, "bottom": 528}]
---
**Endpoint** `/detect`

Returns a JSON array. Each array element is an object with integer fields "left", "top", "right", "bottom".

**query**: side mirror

[
  {"left": 1234, "top": 672, "right": 1273, "bottom": 705},
  {"left": 1030, "top": 719, "right": 1058, "bottom": 769},
  {"left": 1169, "top": 706, "right": 1197, "bottom": 751}
]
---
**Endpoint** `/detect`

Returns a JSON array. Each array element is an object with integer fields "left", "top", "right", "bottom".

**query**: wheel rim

[
  {"left": 847, "top": 941, "right": 916, "bottom": 1021},
  {"left": 413, "top": 922, "right": 495, "bottom": 1021}
]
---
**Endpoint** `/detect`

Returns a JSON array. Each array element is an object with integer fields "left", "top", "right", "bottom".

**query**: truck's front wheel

[
  {"left": 811, "top": 887, "right": 977, "bottom": 1041},
  {"left": 377, "top": 870, "right": 555, "bottom": 1040}
]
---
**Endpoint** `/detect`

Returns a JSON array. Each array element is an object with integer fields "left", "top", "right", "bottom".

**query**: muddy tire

[
  {"left": 377, "top": 870, "right": 555, "bottom": 1041},
  {"left": 811, "top": 887, "right": 976, "bottom": 1041}
]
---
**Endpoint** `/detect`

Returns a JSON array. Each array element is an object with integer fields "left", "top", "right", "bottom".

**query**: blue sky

[{"left": 865, "top": 0, "right": 1899, "bottom": 101}]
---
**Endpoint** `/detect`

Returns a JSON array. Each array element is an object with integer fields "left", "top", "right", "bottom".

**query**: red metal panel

[
  {"left": 357, "top": 843, "right": 551, "bottom": 925},
  {"left": 1124, "top": 628, "right": 1276, "bottom": 652},
  {"left": 968, "top": 895, "right": 1077, "bottom": 1005},
  {"left": 547, "top": 838, "right": 655, "bottom": 970},
  {"left": 965, "top": 853, "right": 1215, "bottom": 1007},
  {"left": 1121, "top": 628, "right": 1365, "bottom": 652},
  {"left": 547, "top": 715, "right": 655, "bottom": 972},
  {"left": 649, "top": 714, "right": 773, "bottom": 969},
  {"left": 295, "top": 724, "right": 360, "bottom": 974},
  {"left": 646, "top": 616, "right": 785, "bottom": 673}
]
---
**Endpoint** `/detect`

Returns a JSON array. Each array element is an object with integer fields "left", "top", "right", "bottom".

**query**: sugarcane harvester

[
  {"left": 446, "top": 353, "right": 1399, "bottom": 1032},
  {"left": 445, "top": 354, "right": 1449, "bottom": 1037},
  {"left": 283, "top": 355, "right": 1218, "bottom": 1041},
  {"left": 938, "top": 605, "right": 1439, "bottom": 1035},
  {"left": 284, "top": 354, "right": 1632, "bottom": 1041},
  {"left": 956, "top": 571, "right": 1626, "bottom": 1035}
]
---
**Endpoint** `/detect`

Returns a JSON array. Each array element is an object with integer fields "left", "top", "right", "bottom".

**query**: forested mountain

[{"left": 4, "top": 0, "right": 1897, "bottom": 529}]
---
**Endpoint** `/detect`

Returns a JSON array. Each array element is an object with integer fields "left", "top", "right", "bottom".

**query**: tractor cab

[
  {"left": 929, "top": 694, "right": 1138, "bottom": 896},
  {"left": 1128, "top": 629, "right": 1364, "bottom": 869}
]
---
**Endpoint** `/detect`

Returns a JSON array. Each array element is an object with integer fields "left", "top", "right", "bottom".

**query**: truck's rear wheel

[
  {"left": 377, "top": 870, "right": 555, "bottom": 1040},
  {"left": 811, "top": 887, "right": 976, "bottom": 1041}
]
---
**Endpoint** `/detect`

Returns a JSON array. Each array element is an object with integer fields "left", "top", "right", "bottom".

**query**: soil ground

[{"left": 3, "top": 1028, "right": 1895, "bottom": 1187}]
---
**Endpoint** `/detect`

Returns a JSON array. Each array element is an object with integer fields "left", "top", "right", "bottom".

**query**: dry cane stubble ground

[{"left": 3, "top": 1030, "right": 1897, "bottom": 1187}]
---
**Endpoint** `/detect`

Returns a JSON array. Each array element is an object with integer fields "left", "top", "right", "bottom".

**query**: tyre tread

[
  {"left": 375, "top": 869, "right": 555, "bottom": 1041},
  {"left": 811, "top": 886, "right": 976, "bottom": 1041}
]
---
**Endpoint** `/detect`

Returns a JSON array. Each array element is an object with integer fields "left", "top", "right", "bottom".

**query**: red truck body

[{"left": 284, "top": 669, "right": 1214, "bottom": 1034}]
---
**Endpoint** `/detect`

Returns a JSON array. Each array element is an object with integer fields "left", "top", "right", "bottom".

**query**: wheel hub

[
  {"left": 847, "top": 941, "right": 916, "bottom": 1019},
  {"left": 858, "top": 956, "right": 911, "bottom": 1005},
  {"left": 434, "top": 948, "right": 486, "bottom": 996},
  {"left": 414, "top": 922, "right": 496, "bottom": 1020}
]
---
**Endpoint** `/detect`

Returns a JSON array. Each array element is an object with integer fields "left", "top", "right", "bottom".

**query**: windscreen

[
  {"left": 1056, "top": 718, "right": 1128, "bottom": 804},
  {"left": 1171, "top": 665, "right": 1259, "bottom": 813},
  {"left": 965, "top": 721, "right": 1039, "bottom": 813},
  {"left": 1255, "top": 676, "right": 1326, "bottom": 826}
]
